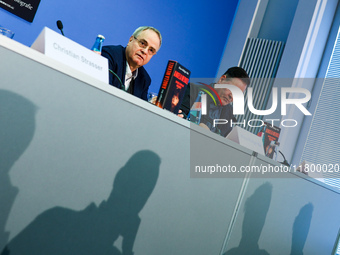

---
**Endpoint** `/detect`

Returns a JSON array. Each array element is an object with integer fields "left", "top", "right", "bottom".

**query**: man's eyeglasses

[{"left": 134, "top": 36, "right": 157, "bottom": 55}]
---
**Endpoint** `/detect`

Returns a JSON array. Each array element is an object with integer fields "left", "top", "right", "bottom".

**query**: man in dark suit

[
  {"left": 180, "top": 67, "right": 250, "bottom": 137},
  {"left": 102, "top": 26, "right": 162, "bottom": 101}
]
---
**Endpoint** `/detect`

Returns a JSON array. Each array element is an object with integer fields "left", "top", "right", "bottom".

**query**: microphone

[
  {"left": 56, "top": 20, "right": 64, "bottom": 36},
  {"left": 109, "top": 69, "right": 124, "bottom": 88},
  {"left": 279, "top": 150, "right": 290, "bottom": 166}
]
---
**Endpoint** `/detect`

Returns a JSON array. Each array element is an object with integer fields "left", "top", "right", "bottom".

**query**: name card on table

[
  {"left": 31, "top": 27, "right": 108, "bottom": 83},
  {"left": 226, "top": 126, "right": 265, "bottom": 156}
]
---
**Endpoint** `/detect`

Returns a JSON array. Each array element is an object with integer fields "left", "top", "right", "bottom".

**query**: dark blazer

[{"left": 102, "top": 45, "right": 151, "bottom": 101}]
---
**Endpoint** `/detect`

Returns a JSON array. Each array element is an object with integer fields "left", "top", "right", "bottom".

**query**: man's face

[
  {"left": 125, "top": 29, "right": 161, "bottom": 71},
  {"left": 215, "top": 76, "right": 247, "bottom": 106}
]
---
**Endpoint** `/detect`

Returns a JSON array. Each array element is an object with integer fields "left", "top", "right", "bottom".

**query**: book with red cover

[
  {"left": 155, "top": 60, "right": 191, "bottom": 114},
  {"left": 258, "top": 122, "right": 281, "bottom": 159}
]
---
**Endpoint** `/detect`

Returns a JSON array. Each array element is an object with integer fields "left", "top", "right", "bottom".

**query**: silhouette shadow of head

[
  {"left": 224, "top": 182, "right": 272, "bottom": 255},
  {"left": 106, "top": 150, "right": 161, "bottom": 215},
  {"left": 0, "top": 89, "right": 36, "bottom": 173},
  {"left": 0, "top": 90, "right": 36, "bottom": 250},
  {"left": 1, "top": 150, "right": 161, "bottom": 255},
  {"left": 290, "top": 203, "right": 313, "bottom": 255}
]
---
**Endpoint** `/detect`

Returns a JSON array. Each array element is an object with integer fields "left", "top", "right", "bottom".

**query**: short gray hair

[{"left": 132, "top": 26, "right": 162, "bottom": 48}]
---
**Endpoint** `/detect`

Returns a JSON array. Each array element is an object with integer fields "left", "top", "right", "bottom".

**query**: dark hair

[
  {"left": 172, "top": 89, "right": 181, "bottom": 97},
  {"left": 223, "top": 66, "right": 250, "bottom": 86}
]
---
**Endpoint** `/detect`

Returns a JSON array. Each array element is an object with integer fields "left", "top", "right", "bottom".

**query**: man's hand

[
  {"left": 177, "top": 109, "right": 184, "bottom": 118},
  {"left": 199, "top": 123, "right": 210, "bottom": 130},
  {"left": 149, "top": 95, "right": 158, "bottom": 104}
]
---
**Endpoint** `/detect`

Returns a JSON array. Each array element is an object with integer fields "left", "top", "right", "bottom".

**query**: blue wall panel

[{"left": 0, "top": 0, "right": 239, "bottom": 94}]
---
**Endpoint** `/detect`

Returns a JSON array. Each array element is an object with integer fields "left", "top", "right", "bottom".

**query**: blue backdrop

[{"left": 0, "top": 0, "right": 239, "bottom": 94}]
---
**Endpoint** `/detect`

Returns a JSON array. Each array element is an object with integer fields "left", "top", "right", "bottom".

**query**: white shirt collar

[
  {"left": 125, "top": 62, "right": 138, "bottom": 81},
  {"left": 124, "top": 62, "right": 138, "bottom": 91}
]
